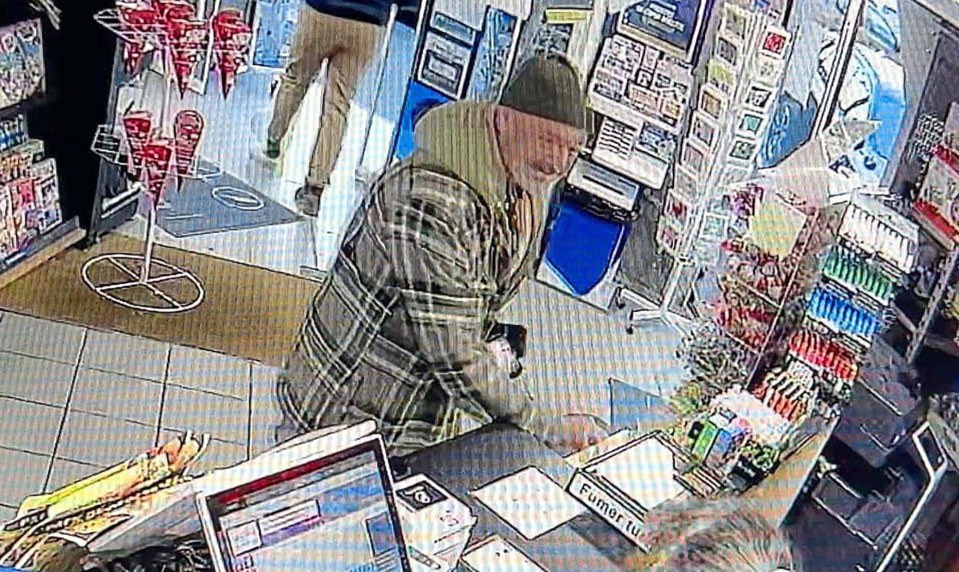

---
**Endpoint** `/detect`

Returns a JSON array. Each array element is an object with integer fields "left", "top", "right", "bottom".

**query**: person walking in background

[
  {"left": 261, "top": 0, "right": 411, "bottom": 217},
  {"left": 276, "top": 55, "right": 608, "bottom": 456}
]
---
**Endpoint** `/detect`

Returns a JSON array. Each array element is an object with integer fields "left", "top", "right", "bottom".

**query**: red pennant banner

[
  {"left": 211, "top": 9, "right": 252, "bottom": 99},
  {"left": 117, "top": 2, "right": 159, "bottom": 76},
  {"left": 173, "top": 110, "right": 205, "bottom": 185},
  {"left": 122, "top": 110, "right": 154, "bottom": 178},
  {"left": 142, "top": 137, "right": 175, "bottom": 203},
  {"left": 168, "top": 19, "right": 209, "bottom": 96}
]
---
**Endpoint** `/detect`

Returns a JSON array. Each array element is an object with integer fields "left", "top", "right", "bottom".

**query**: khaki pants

[{"left": 268, "top": 6, "right": 381, "bottom": 188}]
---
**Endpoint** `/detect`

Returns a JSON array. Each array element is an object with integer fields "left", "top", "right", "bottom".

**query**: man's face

[{"left": 495, "top": 107, "right": 586, "bottom": 194}]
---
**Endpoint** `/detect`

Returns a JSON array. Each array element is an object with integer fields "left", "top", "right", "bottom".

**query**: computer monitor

[{"left": 197, "top": 435, "right": 411, "bottom": 572}]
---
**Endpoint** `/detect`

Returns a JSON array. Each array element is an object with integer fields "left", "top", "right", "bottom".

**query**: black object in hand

[{"left": 488, "top": 323, "right": 527, "bottom": 358}]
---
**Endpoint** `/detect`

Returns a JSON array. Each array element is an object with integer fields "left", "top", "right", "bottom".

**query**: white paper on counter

[
  {"left": 471, "top": 467, "right": 586, "bottom": 540},
  {"left": 591, "top": 438, "right": 685, "bottom": 510},
  {"left": 462, "top": 535, "right": 548, "bottom": 572}
]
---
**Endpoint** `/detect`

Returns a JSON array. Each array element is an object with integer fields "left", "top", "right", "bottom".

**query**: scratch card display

[
  {"left": 706, "top": 60, "right": 735, "bottom": 96},
  {"left": 593, "top": 116, "right": 672, "bottom": 188},
  {"left": 616, "top": 0, "right": 710, "bottom": 63},
  {"left": 588, "top": 34, "right": 693, "bottom": 133},
  {"left": 418, "top": 29, "right": 473, "bottom": 99},
  {"left": 432, "top": 10, "right": 479, "bottom": 45},
  {"left": 468, "top": 8, "right": 519, "bottom": 100},
  {"left": 0, "top": 19, "right": 45, "bottom": 111}
]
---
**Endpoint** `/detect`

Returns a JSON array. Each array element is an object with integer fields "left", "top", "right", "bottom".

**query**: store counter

[
  {"left": 399, "top": 415, "right": 837, "bottom": 572},
  {"left": 399, "top": 423, "right": 633, "bottom": 572}
]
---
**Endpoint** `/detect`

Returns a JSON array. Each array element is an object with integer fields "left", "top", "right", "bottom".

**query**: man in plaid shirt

[{"left": 277, "top": 55, "right": 606, "bottom": 456}]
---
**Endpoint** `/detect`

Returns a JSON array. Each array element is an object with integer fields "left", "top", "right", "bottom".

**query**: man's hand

[{"left": 537, "top": 414, "right": 609, "bottom": 455}]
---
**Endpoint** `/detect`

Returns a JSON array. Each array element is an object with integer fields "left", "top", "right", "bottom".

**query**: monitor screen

[{"left": 203, "top": 440, "right": 410, "bottom": 572}]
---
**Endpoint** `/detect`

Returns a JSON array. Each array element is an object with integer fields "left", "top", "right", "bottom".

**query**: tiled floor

[{"left": 0, "top": 310, "right": 282, "bottom": 515}]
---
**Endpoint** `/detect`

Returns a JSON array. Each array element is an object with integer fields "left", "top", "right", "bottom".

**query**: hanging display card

[
  {"left": 747, "top": 192, "right": 806, "bottom": 258},
  {"left": 589, "top": 34, "right": 693, "bottom": 133},
  {"left": 417, "top": 30, "right": 473, "bottom": 99},
  {"left": 616, "top": 0, "right": 711, "bottom": 63},
  {"left": 467, "top": 8, "right": 519, "bottom": 100},
  {"left": 593, "top": 116, "right": 673, "bottom": 189}
]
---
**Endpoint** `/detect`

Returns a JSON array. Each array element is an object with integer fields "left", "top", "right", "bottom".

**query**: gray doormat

[{"left": 157, "top": 166, "right": 301, "bottom": 238}]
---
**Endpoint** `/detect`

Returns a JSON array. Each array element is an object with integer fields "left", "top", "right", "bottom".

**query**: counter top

[
  {"left": 400, "top": 423, "right": 635, "bottom": 572},
  {"left": 400, "top": 415, "right": 835, "bottom": 571}
]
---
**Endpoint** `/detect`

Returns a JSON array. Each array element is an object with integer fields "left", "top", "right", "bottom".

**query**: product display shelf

[
  {"left": 0, "top": 215, "right": 82, "bottom": 290},
  {"left": 912, "top": 203, "right": 957, "bottom": 250},
  {"left": 0, "top": 91, "right": 47, "bottom": 123},
  {"left": 906, "top": 246, "right": 959, "bottom": 362}
]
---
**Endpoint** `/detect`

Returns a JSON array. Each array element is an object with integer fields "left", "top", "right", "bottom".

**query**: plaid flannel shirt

[{"left": 278, "top": 156, "right": 540, "bottom": 456}]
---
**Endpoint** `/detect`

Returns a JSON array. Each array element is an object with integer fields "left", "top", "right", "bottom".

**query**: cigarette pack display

[
  {"left": 0, "top": 114, "right": 28, "bottom": 153},
  {"left": 0, "top": 139, "right": 43, "bottom": 184}
]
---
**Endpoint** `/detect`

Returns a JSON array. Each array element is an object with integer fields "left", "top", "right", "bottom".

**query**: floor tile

[
  {"left": 167, "top": 346, "right": 250, "bottom": 400},
  {"left": 81, "top": 330, "right": 170, "bottom": 381},
  {"left": 70, "top": 368, "right": 163, "bottom": 426},
  {"left": 0, "top": 397, "right": 63, "bottom": 455},
  {"left": 161, "top": 384, "right": 249, "bottom": 444},
  {"left": 0, "top": 352, "right": 76, "bottom": 406},
  {"left": 57, "top": 410, "right": 156, "bottom": 467},
  {"left": 0, "top": 313, "right": 86, "bottom": 364},
  {"left": 46, "top": 458, "right": 105, "bottom": 493},
  {"left": 158, "top": 430, "right": 247, "bottom": 474},
  {"left": 0, "top": 447, "right": 51, "bottom": 507},
  {"left": 0, "top": 504, "right": 15, "bottom": 522},
  {"left": 249, "top": 364, "right": 282, "bottom": 458}
]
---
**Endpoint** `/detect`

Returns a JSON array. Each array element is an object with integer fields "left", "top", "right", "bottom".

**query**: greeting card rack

[
  {"left": 629, "top": 2, "right": 791, "bottom": 333},
  {"left": 84, "top": 1, "right": 252, "bottom": 314}
]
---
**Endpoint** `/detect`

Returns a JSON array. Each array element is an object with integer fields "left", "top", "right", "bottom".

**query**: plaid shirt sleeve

[{"left": 380, "top": 168, "right": 538, "bottom": 430}]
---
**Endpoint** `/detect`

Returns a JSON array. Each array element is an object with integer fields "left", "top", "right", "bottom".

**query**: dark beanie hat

[{"left": 500, "top": 54, "right": 586, "bottom": 131}]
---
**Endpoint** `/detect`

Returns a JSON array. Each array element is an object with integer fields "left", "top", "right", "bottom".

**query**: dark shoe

[
  {"left": 294, "top": 185, "right": 324, "bottom": 217},
  {"left": 253, "top": 139, "right": 281, "bottom": 165},
  {"left": 265, "top": 139, "right": 280, "bottom": 160}
]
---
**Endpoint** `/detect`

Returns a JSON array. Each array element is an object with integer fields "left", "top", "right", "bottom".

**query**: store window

[{"left": 760, "top": 0, "right": 905, "bottom": 187}]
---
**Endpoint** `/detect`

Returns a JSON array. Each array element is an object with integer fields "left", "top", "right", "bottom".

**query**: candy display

[
  {"left": 172, "top": 109, "right": 204, "bottom": 188},
  {"left": 142, "top": 136, "right": 174, "bottom": 201},
  {"left": 807, "top": 287, "right": 881, "bottom": 342},
  {"left": 821, "top": 245, "right": 897, "bottom": 303},
  {"left": 117, "top": 107, "right": 206, "bottom": 197},
  {"left": 121, "top": 109, "right": 153, "bottom": 177},
  {"left": 838, "top": 198, "right": 917, "bottom": 272}
]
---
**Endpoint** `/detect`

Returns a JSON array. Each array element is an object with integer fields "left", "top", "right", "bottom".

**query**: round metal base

[{"left": 81, "top": 253, "right": 205, "bottom": 314}]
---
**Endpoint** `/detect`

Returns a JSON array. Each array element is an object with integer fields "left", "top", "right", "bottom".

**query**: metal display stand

[{"left": 83, "top": 6, "right": 243, "bottom": 314}]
